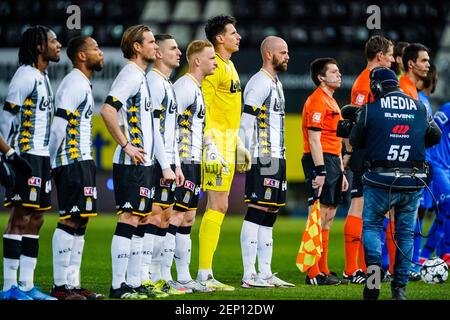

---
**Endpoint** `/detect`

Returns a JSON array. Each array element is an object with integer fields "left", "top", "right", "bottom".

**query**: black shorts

[
  {"left": 349, "top": 148, "right": 365, "bottom": 198},
  {"left": 174, "top": 163, "right": 202, "bottom": 212},
  {"left": 302, "top": 153, "right": 343, "bottom": 206},
  {"left": 53, "top": 160, "right": 97, "bottom": 220},
  {"left": 245, "top": 157, "right": 287, "bottom": 208},
  {"left": 113, "top": 164, "right": 154, "bottom": 216},
  {"left": 153, "top": 163, "right": 177, "bottom": 208},
  {"left": 4, "top": 154, "right": 51, "bottom": 211}
]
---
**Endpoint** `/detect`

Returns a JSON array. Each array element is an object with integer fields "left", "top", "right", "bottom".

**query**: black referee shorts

[{"left": 302, "top": 153, "right": 344, "bottom": 206}]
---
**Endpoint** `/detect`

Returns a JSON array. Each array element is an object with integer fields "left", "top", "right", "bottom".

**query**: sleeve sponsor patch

[
  {"left": 355, "top": 94, "right": 365, "bottom": 106},
  {"left": 312, "top": 112, "right": 322, "bottom": 123}
]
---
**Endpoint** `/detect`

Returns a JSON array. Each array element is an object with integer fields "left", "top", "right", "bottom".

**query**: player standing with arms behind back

[
  {"left": 48, "top": 35, "right": 105, "bottom": 300},
  {"left": 239, "top": 36, "right": 294, "bottom": 288},
  {"left": 196, "top": 15, "right": 251, "bottom": 291},
  {"left": 169, "top": 40, "right": 218, "bottom": 293},
  {"left": 0, "top": 25, "right": 60, "bottom": 300}
]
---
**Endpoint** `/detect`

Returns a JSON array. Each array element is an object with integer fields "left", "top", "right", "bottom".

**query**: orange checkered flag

[{"left": 296, "top": 196, "right": 323, "bottom": 273}]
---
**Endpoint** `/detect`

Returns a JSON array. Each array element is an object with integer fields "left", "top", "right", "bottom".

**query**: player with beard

[
  {"left": 0, "top": 25, "right": 61, "bottom": 300},
  {"left": 238, "top": 36, "right": 295, "bottom": 288},
  {"left": 48, "top": 36, "right": 105, "bottom": 300},
  {"left": 101, "top": 25, "right": 162, "bottom": 299}
]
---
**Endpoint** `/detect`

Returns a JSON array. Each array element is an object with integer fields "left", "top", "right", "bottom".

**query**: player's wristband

[
  {"left": 121, "top": 141, "right": 129, "bottom": 149},
  {"left": 314, "top": 165, "right": 327, "bottom": 176},
  {"left": 345, "top": 151, "right": 353, "bottom": 156},
  {"left": 5, "top": 148, "right": 15, "bottom": 158}
]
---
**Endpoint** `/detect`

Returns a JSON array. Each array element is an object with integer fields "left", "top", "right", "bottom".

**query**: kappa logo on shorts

[
  {"left": 28, "top": 177, "right": 42, "bottom": 187},
  {"left": 70, "top": 206, "right": 80, "bottom": 213},
  {"left": 140, "top": 187, "right": 151, "bottom": 199},
  {"left": 184, "top": 180, "right": 195, "bottom": 191},
  {"left": 264, "top": 178, "right": 280, "bottom": 188},
  {"left": 160, "top": 179, "right": 172, "bottom": 187},
  {"left": 84, "top": 187, "right": 94, "bottom": 196}
]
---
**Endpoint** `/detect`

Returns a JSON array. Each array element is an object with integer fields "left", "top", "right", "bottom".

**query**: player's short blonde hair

[
  {"left": 121, "top": 24, "right": 151, "bottom": 59},
  {"left": 186, "top": 40, "right": 213, "bottom": 63}
]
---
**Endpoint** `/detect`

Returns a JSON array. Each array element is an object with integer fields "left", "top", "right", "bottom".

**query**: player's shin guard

[
  {"left": 141, "top": 224, "right": 157, "bottom": 282},
  {"left": 161, "top": 224, "right": 177, "bottom": 281},
  {"left": 258, "top": 211, "right": 277, "bottom": 278},
  {"left": 175, "top": 226, "right": 192, "bottom": 282},
  {"left": 127, "top": 225, "right": 145, "bottom": 288},
  {"left": 67, "top": 227, "right": 85, "bottom": 288},
  {"left": 19, "top": 235, "right": 39, "bottom": 291},
  {"left": 198, "top": 209, "right": 225, "bottom": 272},
  {"left": 241, "top": 207, "right": 264, "bottom": 279},
  {"left": 344, "top": 215, "right": 363, "bottom": 275},
  {"left": 111, "top": 222, "right": 135, "bottom": 289},
  {"left": 3, "top": 234, "right": 22, "bottom": 291},
  {"left": 52, "top": 224, "right": 75, "bottom": 287}
]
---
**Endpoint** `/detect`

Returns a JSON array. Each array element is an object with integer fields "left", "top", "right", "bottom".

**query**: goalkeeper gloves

[
  {"left": 204, "top": 139, "right": 227, "bottom": 175},
  {"left": 236, "top": 138, "right": 251, "bottom": 173}
]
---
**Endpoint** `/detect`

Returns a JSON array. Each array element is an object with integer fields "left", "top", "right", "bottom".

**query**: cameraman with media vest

[{"left": 348, "top": 67, "right": 441, "bottom": 300}]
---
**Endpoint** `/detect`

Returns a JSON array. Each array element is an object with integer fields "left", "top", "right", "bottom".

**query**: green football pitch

[{"left": 0, "top": 213, "right": 448, "bottom": 300}]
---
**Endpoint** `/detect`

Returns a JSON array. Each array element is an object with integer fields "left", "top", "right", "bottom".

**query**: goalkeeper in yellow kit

[{"left": 196, "top": 15, "right": 251, "bottom": 291}]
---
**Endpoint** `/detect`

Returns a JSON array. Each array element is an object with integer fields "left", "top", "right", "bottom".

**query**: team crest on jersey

[
  {"left": 84, "top": 187, "right": 94, "bottom": 196},
  {"left": 160, "top": 179, "right": 172, "bottom": 187},
  {"left": 264, "top": 178, "right": 280, "bottom": 188},
  {"left": 312, "top": 112, "right": 322, "bottom": 123},
  {"left": 140, "top": 187, "right": 151, "bottom": 199},
  {"left": 28, "top": 177, "right": 42, "bottom": 187},
  {"left": 184, "top": 180, "right": 195, "bottom": 191}
]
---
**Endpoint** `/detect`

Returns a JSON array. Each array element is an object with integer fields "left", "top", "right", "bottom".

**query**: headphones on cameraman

[{"left": 369, "top": 67, "right": 384, "bottom": 99}]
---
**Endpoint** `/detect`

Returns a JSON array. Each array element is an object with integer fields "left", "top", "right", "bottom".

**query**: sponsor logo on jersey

[
  {"left": 390, "top": 124, "right": 410, "bottom": 138},
  {"left": 28, "top": 177, "right": 42, "bottom": 187},
  {"left": 184, "top": 180, "right": 195, "bottom": 191},
  {"left": 84, "top": 187, "right": 94, "bottom": 196},
  {"left": 381, "top": 96, "right": 417, "bottom": 110},
  {"left": 140, "top": 187, "right": 151, "bottom": 198},
  {"left": 230, "top": 80, "right": 241, "bottom": 93},
  {"left": 384, "top": 112, "right": 415, "bottom": 120},
  {"left": 312, "top": 112, "right": 322, "bottom": 123},
  {"left": 264, "top": 178, "right": 280, "bottom": 188}
]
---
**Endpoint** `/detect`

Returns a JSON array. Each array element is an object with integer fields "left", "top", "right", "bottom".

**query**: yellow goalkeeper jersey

[{"left": 202, "top": 53, "right": 242, "bottom": 160}]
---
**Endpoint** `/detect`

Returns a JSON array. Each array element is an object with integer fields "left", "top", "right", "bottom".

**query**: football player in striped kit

[
  {"left": 168, "top": 39, "right": 218, "bottom": 293},
  {"left": 48, "top": 36, "right": 105, "bottom": 300},
  {"left": 144, "top": 34, "right": 189, "bottom": 295},
  {"left": 101, "top": 25, "right": 166, "bottom": 299},
  {"left": 238, "top": 36, "right": 294, "bottom": 289},
  {"left": 0, "top": 25, "right": 60, "bottom": 300}
]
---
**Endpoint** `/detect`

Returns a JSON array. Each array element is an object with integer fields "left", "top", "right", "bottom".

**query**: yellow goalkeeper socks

[{"left": 198, "top": 209, "right": 225, "bottom": 270}]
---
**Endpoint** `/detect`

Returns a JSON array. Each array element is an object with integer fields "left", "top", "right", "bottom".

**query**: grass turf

[{"left": 0, "top": 213, "right": 448, "bottom": 300}]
